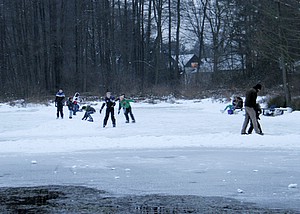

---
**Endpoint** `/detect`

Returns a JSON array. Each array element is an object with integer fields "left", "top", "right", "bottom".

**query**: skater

[
  {"left": 81, "top": 105, "right": 96, "bottom": 122},
  {"left": 241, "top": 83, "right": 264, "bottom": 135},
  {"left": 118, "top": 94, "right": 135, "bottom": 123},
  {"left": 66, "top": 97, "right": 74, "bottom": 119},
  {"left": 55, "top": 89, "right": 65, "bottom": 119},
  {"left": 248, "top": 103, "right": 262, "bottom": 134},
  {"left": 72, "top": 92, "right": 81, "bottom": 115},
  {"left": 100, "top": 92, "right": 116, "bottom": 127}
]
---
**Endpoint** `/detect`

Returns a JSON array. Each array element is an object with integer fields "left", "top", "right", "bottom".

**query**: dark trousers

[
  {"left": 56, "top": 104, "right": 63, "bottom": 118},
  {"left": 248, "top": 120, "right": 262, "bottom": 134},
  {"left": 124, "top": 107, "right": 135, "bottom": 122},
  {"left": 104, "top": 107, "right": 116, "bottom": 126}
]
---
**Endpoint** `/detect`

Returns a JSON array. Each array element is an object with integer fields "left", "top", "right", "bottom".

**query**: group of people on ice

[
  {"left": 55, "top": 90, "right": 135, "bottom": 127},
  {"left": 222, "top": 96, "right": 243, "bottom": 114},
  {"left": 55, "top": 91, "right": 81, "bottom": 119},
  {"left": 56, "top": 83, "right": 263, "bottom": 134}
]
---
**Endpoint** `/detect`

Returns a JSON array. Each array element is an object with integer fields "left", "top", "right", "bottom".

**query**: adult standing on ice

[
  {"left": 100, "top": 91, "right": 116, "bottom": 128},
  {"left": 55, "top": 89, "right": 65, "bottom": 119},
  {"left": 241, "top": 83, "right": 264, "bottom": 135}
]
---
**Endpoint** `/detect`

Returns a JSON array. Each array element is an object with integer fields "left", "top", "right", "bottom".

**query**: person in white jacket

[{"left": 72, "top": 92, "right": 80, "bottom": 115}]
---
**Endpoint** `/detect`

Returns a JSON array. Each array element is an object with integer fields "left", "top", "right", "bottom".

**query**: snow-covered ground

[
  {"left": 0, "top": 98, "right": 299, "bottom": 154},
  {"left": 1, "top": 98, "right": 300, "bottom": 211}
]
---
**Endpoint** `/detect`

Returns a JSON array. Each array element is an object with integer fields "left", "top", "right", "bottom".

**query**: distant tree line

[{"left": 0, "top": 0, "right": 299, "bottom": 102}]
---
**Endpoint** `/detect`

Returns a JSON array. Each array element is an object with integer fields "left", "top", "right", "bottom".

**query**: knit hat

[{"left": 253, "top": 83, "right": 262, "bottom": 90}]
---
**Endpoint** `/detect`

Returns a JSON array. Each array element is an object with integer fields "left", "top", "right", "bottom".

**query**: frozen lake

[
  {"left": 1, "top": 98, "right": 300, "bottom": 211},
  {"left": 0, "top": 147, "right": 299, "bottom": 211}
]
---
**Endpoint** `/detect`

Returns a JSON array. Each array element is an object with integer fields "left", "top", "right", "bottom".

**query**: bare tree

[
  {"left": 174, "top": 0, "right": 180, "bottom": 87},
  {"left": 181, "top": 0, "right": 209, "bottom": 87},
  {"left": 1, "top": 0, "right": 299, "bottom": 100}
]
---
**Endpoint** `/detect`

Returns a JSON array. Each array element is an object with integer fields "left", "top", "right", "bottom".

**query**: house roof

[
  {"left": 174, "top": 54, "right": 243, "bottom": 73},
  {"left": 172, "top": 54, "right": 198, "bottom": 68}
]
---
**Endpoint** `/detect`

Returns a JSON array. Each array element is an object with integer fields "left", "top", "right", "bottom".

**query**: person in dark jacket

[
  {"left": 55, "top": 89, "right": 65, "bottom": 119},
  {"left": 247, "top": 103, "right": 263, "bottom": 134},
  {"left": 241, "top": 83, "right": 264, "bottom": 135},
  {"left": 233, "top": 96, "right": 243, "bottom": 110},
  {"left": 66, "top": 97, "right": 74, "bottom": 119},
  {"left": 81, "top": 105, "right": 96, "bottom": 122},
  {"left": 100, "top": 92, "right": 116, "bottom": 127}
]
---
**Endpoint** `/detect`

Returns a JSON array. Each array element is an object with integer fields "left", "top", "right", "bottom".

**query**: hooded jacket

[{"left": 244, "top": 84, "right": 261, "bottom": 108}]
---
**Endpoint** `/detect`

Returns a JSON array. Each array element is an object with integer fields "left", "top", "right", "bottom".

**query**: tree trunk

[{"left": 277, "top": 1, "right": 291, "bottom": 106}]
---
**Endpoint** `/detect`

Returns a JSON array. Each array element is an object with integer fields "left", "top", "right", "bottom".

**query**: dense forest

[{"left": 0, "top": 0, "right": 300, "bottom": 103}]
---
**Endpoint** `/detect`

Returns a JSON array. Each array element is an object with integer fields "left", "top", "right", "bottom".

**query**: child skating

[
  {"left": 81, "top": 105, "right": 96, "bottom": 122},
  {"left": 118, "top": 94, "right": 135, "bottom": 123},
  {"left": 248, "top": 103, "right": 263, "bottom": 134},
  {"left": 66, "top": 97, "right": 74, "bottom": 119},
  {"left": 100, "top": 92, "right": 116, "bottom": 127},
  {"left": 72, "top": 92, "right": 81, "bottom": 115}
]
